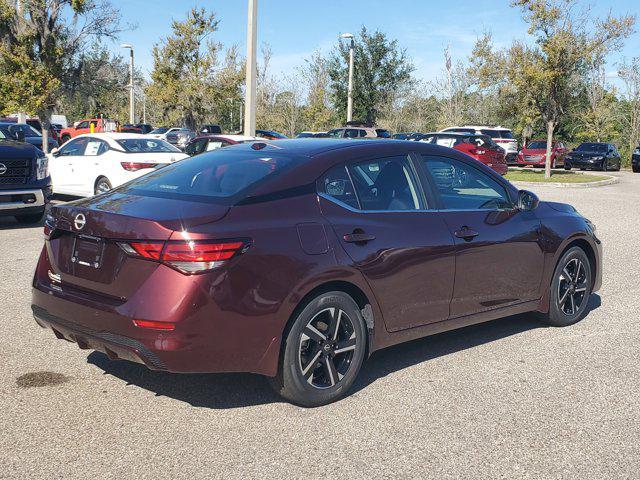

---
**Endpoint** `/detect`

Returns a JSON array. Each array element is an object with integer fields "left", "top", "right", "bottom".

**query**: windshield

[
  {"left": 576, "top": 143, "right": 607, "bottom": 152},
  {"left": 0, "top": 129, "right": 7, "bottom": 140},
  {"left": 121, "top": 149, "right": 296, "bottom": 203},
  {"left": 527, "top": 141, "right": 547, "bottom": 149},
  {"left": 117, "top": 138, "right": 180, "bottom": 153},
  {"left": 150, "top": 127, "right": 170, "bottom": 134}
]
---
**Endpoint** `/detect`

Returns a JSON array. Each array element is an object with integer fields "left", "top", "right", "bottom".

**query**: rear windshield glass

[
  {"left": 576, "top": 143, "right": 607, "bottom": 152},
  {"left": 481, "top": 129, "right": 514, "bottom": 139},
  {"left": 527, "top": 141, "right": 547, "bottom": 149},
  {"left": 122, "top": 150, "right": 296, "bottom": 203},
  {"left": 149, "top": 127, "right": 169, "bottom": 134},
  {"left": 117, "top": 138, "right": 180, "bottom": 153}
]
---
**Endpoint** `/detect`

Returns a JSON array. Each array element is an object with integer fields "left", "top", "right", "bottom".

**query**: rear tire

[
  {"left": 633, "top": 165, "right": 639, "bottom": 173},
  {"left": 15, "top": 211, "right": 45, "bottom": 224},
  {"left": 269, "top": 291, "right": 367, "bottom": 407},
  {"left": 539, "top": 247, "right": 592, "bottom": 327},
  {"left": 94, "top": 177, "right": 112, "bottom": 195}
]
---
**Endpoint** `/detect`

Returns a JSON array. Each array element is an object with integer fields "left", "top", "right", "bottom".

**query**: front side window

[
  {"left": 9, "top": 124, "right": 41, "bottom": 137},
  {"left": 59, "top": 137, "right": 88, "bottom": 156},
  {"left": 185, "top": 138, "right": 207, "bottom": 156},
  {"left": 422, "top": 156, "right": 512, "bottom": 211},
  {"left": 349, "top": 157, "right": 422, "bottom": 211},
  {"left": 317, "top": 165, "right": 359, "bottom": 209}
]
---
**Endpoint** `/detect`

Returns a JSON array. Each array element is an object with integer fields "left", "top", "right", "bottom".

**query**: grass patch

[{"left": 505, "top": 169, "right": 609, "bottom": 183}]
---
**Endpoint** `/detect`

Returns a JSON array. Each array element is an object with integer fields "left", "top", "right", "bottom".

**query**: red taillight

[
  {"left": 163, "top": 241, "right": 243, "bottom": 262},
  {"left": 129, "top": 242, "right": 163, "bottom": 259},
  {"left": 119, "top": 240, "right": 247, "bottom": 274},
  {"left": 121, "top": 162, "right": 157, "bottom": 171},
  {"left": 133, "top": 319, "right": 175, "bottom": 331}
]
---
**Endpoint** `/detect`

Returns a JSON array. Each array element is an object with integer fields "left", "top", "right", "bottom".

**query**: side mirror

[
  {"left": 518, "top": 190, "right": 539, "bottom": 211},
  {"left": 51, "top": 147, "right": 60, "bottom": 157}
]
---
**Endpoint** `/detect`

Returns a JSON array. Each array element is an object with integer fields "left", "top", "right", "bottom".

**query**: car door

[
  {"left": 318, "top": 155, "right": 456, "bottom": 332},
  {"left": 74, "top": 137, "right": 110, "bottom": 195},
  {"left": 419, "top": 154, "right": 544, "bottom": 318},
  {"left": 50, "top": 137, "right": 89, "bottom": 193}
]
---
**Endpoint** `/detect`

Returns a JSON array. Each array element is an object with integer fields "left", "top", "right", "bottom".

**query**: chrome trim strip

[{"left": 0, "top": 189, "right": 45, "bottom": 210}]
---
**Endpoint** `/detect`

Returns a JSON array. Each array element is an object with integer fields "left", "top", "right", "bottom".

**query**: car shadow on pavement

[
  {"left": 87, "top": 294, "right": 601, "bottom": 409},
  {"left": 0, "top": 215, "right": 45, "bottom": 230}
]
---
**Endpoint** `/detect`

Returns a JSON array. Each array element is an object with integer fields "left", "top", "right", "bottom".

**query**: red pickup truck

[{"left": 59, "top": 118, "right": 119, "bottom": 144}]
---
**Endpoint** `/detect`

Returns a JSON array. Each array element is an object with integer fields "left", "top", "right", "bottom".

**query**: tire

[
  {"left": 269, "top": 291, "right": 367, "bottom": 407},
  {"left": 633, "top": 165, "right": 639, "bottom": 173},
  {"left": 564, "top": 164, "right": 571, "bottom": 171},
  {"left": 15, "top": 210, "right": 45, "bottom": 224},
  {"left": 539, "top": 246, "right": 592, "bottom": 327},
  {"left": 94, "top": 177, "right": 112, "bottom": 195},
  {"left": 601, "top": 160, "right": 607, "bottom": 172}
]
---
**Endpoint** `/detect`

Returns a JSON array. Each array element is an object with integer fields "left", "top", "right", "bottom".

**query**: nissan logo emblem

[
  {"left": 74, "top": 213, "right": 86, "bottom": 230},
  {"left": 0, "top": 163, "right": 7, "bottom": 175}
]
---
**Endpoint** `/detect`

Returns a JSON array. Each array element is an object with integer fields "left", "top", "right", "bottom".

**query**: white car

[
  {"left": 439, "top": 125, "right": 518, "bottom": 163},
  {"left": 49, "top": 133, "right": 188, "bottom": 197},
  {"left": 148, "top": 127, "right": 182, "bottom": 140}
]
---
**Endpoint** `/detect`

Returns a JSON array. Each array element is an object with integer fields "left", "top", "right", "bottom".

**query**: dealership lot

[{"left": 1, "top": 171, "right": 639, "bottom": 479}]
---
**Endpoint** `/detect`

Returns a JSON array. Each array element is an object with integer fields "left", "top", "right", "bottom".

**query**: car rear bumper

[{"left": 31, "top": 272, "right": 281, "bottom": 376}]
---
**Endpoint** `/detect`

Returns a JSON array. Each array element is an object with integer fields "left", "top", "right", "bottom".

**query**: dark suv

[
  {"left": 0, "top": 130, "right": 52, "bottom": 223},
  {"left": 632, "top": 145, "right": 640, "bottom": 173}
]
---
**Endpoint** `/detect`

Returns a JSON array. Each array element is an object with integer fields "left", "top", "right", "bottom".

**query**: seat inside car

[{"left": 373, "top": 161, "right": 415, "bottom": 211}]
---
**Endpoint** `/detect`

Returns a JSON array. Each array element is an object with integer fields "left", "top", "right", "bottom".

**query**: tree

[
  {"left": 509, "top": 0, "right": 634, "bottom": 177},
  {"left": 573, "top": 61, "right": 619, "bottom": 143},
  {"left": 619, "top": 57, "right": 640, "bottom": 164},
  {"left": 430, "top": 46, "right": 470, "bottom": 128},
  {"left": 0, "top": 0, "right": 121, "bottom": 152},
  {"left": 60, "top": 43, "right": 138, "bottom": 123},
  {"left": 327, "top": 27, "right": 414, "bottom": 125},
  {"left": 147, "top": 7, "right": 221, "bottom": 130},
  {"left": 300, "top": 50, "right": 335, "bottom": 131}
]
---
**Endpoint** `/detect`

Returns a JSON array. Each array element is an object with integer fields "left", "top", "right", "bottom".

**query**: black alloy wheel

[
  {"left": 541, "top": 247, "right": 592, "bottom": 327},
  {"left": 270, "top": 291, "right": 367, "bottom": 407}
]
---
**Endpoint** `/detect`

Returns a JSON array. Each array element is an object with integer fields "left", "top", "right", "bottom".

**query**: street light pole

[
  {"left": 244, "top": 0, "right": 258, "bottom": 136},
  {"left": 121, "top": 44, "right": 135, "bottom": 124},
  {"left": 340, "top": 33, "right": 355, "bottom": 123}
]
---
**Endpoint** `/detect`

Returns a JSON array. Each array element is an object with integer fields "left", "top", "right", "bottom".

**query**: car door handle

[
  {"left": 454, "top": 227, "right": 479, "bottom": 241},
  {"left": 343, "top": 232, "right": 376, "bottom": 243}
]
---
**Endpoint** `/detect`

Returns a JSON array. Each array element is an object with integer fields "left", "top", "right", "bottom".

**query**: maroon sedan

[
  {"left": 32, "top": 139, "right": 602, "bottom": 406},
  {"left": 517, "top": 140, "right": 568, "bottom": 168}
]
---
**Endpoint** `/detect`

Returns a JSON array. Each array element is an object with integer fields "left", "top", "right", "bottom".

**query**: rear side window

[
  {"left": 481, "top": 129, "right": 514, "bottom": 139},
  {"left": 122, "top": 150, "right": 296, "bottom": 202},
  {"left": 317, "top": 165, "right": 359, "bottom": 209},
  {"left": 349, "top": 157, "right": 422, "bottom": 211}
]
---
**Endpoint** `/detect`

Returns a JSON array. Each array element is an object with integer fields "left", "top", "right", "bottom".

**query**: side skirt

[{"left": 370, "top": 300, "right": 541, "bottom": 352}]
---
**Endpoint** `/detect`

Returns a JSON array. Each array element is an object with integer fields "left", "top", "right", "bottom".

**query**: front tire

[
  {"left": 270, "top": 291, "right": 367, "bottom": 407},
  {"left": 564, "top": 164, "right": 571, "bottom": 171},
  {"left": 540, "top": 247, "right": 592, "bottom": 327},
  {"left": 633, "top": 165, "right": 639, "bottom": 173}
]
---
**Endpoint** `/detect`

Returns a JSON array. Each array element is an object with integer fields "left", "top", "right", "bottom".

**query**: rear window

[
  {"left": 121, "top": 150, "right": 296, "bottom": 203},
  {"left": 117, "top": 138, "right": 180, "bottom": 153},
  {"left": 527, "top": 141, "right": 547, "bottom": 149},
  {"left": 481, "top": 129, "right": 514, "bottom": 139}
]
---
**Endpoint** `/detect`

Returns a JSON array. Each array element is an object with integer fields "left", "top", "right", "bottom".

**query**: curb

[{"left": 509, "top": 169, "right": 620, "bottom": 188}]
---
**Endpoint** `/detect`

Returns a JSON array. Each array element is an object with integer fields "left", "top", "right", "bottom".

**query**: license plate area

[{"left": 71, "top": 235, "right": 105, "bottom": 269}]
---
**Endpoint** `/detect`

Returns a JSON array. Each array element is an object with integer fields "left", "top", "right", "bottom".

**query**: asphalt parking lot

[{"left": 1, "top": 171, "right": 639, "bottom": 479}]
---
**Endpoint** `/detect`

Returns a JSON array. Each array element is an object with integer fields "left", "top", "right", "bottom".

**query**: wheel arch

[
  {"left": 538, "top": 234, "right": 600, "bottom": 313},
  {"left": 276, "top": 280, "right": 376, "bottom": 372}
]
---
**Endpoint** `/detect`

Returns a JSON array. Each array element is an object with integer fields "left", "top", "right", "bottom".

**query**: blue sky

[{"left": 112, "top": 0, "right": 639, "bottom": 84}]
